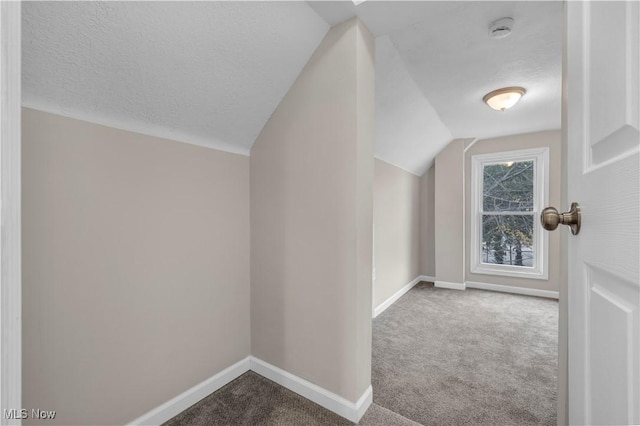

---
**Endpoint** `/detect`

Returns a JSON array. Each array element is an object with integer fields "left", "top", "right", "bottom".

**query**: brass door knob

[{"left": 541, "top": 202, "right": 581, "bottom": 235}]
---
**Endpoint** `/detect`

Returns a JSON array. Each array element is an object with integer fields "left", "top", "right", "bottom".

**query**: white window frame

[{"left": 470, "top": 147, "right": 549, "bottom": 280}]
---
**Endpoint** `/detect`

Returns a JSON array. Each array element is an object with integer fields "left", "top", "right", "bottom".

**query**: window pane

[
  {"left": 481, "top": 214, "right": 534, "bottom": 266},
  {"left": 483, "top": 161, "right": 534, "bottom": 212}
]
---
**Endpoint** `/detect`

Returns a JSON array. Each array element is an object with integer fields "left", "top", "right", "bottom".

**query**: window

[{"left": 470, "top": 147, "right": 549, "bottom": 279}]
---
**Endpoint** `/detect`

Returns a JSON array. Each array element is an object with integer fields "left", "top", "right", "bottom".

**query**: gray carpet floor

[
  {"left": 163, "top": 371, "right": 418, "bottom": 426},
  {"left": 164, "top": 282, "right": 558, "bottom": 425},
  {"left": 372, "top": 282, "right": 558, "bottom": 426}
]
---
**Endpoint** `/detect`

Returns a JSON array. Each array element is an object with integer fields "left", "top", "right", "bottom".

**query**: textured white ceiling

[
  {"left": 388, "top": 1, "right": 562, "bottom": 141},
  {"left": 375, "top": 36, "right": 451, "bottom": 175},
  {"left": 310, "top": 1, "right": 562, "bottom": 174},
  {"left": 24, "top": 1, "right": 561, "bottom": 173},
  {"left": 22, "top": 1, "right": 329, "bottom": 155}
]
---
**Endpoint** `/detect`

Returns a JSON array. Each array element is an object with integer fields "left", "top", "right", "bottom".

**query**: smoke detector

[{"left": 489, "top": 17, "right": 514, "bottom": 39}]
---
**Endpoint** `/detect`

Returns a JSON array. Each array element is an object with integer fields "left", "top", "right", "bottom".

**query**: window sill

[{"left": 471, "top": 264, "right": 548, "bottom": 281}]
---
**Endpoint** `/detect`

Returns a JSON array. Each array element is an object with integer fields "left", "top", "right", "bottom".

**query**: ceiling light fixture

[{"left": 483, "top": 87, "right": 526, "bottom": 111}]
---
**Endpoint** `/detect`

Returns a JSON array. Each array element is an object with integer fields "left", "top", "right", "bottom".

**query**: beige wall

[
  {"left": 250, "top": 18, "right": 374, "bottom": 403},
  {"left": 419, "top": 165, "right": 435, "bottom": 277},
  {"left": 464, "top": 130, "right": 562, "bottom": 292},
  {"left": 373, "top": 159, "right": 420, "bottom": 307},
  {"left": 434, "top": 139, "right": 467, "bottom": 285},
  {"left": 354, "top": 19, "right": 375, "bottom": 396},
  {"left": 22, "top": 108, "right": 250, "bottom": 425}
]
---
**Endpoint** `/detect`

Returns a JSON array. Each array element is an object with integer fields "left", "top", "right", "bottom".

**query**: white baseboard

[
  {"left": 128, "top": 356, "right": 374, "bottom": 425},
  {"left": 373, "top": 275, "right": 436, "bottom": 318},
  {"left": 373, "top": 275, "right": 422, "bottom": 318},
  {"left": 355, "top": 383, "right": 374, "bottom": 422},
  {"left": 465, "top": 281, "right": 559, "bottom": 299},
  {"left": 250, "top": 357, "right": 372, "bottom": 423},
  {"left": 128, "top": 357, "right": 251, "bottom": 425},
  {"left": 434, "top": 280, "right": 466, "bottom": 290}
]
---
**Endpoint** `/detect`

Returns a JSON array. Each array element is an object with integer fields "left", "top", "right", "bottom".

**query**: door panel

[
  {"left": 587, "top": 1, "right": 639, "bottom": 166},
  {"left": 588, "top": 265, "right": 638, "bottom": 425},
  {"left": 566, "top": 1, "right": 640, "bottom": 424}
]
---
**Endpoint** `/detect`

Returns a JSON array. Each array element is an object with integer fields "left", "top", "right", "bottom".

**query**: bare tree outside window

[{"left": 481, "top": 161, "right": 535, "bottom": 267}]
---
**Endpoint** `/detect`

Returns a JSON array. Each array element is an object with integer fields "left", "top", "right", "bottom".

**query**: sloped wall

[{"left": 250, "top": 18, "right": 374, "bottom": 402}]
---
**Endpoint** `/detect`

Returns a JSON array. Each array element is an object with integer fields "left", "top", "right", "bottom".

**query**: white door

[{"left": 565, "top": 1, "right": 639, "bottom": 424}]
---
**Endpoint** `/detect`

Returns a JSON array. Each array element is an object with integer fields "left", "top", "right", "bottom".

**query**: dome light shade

[{"left": 483, "top": 87, "right": 526, "bottom": 111}]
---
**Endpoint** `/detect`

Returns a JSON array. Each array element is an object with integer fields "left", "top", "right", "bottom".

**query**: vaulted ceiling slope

[
  {"left": 310, "top": 1, "right": 562, "bottom": 175},
  {"left": 375, "top": 36, "right": 451, "bottom": 175},
  {"left": 22, "top": 1, "right": 329, "bottom": 155},
  {"left": 24, "top": 2, "right": 562, "bottom": 176}
]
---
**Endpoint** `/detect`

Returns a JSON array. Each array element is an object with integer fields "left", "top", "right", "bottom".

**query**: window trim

[{"left": 470, "top": 147, "right": 549, "bottom": 280}]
